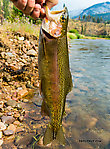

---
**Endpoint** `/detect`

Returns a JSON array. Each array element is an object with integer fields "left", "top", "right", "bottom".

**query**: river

[{"left": 65, "top": 39, "right": 110, "bottom": 149}]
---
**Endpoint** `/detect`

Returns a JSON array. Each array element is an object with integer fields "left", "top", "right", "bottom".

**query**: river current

[{"left": 65, "top": 39, "right": 110, "bottom": 149}]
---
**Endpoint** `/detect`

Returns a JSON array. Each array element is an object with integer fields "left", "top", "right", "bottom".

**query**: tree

[
  {"left": 97, "top": 17, "right": 100, "bottom": 23},
  {"left": 83, "top": 15, "right": 86, "bottom": 21},
  {"left": 92, "top": 17, "right": 96, "bottom": 22},
  {"left": 100, "top": 17, "right": 103, "bottom": 23},
  {"left": 3, "top": 0, "right": 9, "bottom": 18},
  {"left": 81, "top": 25, "right": 83, "bottom": 34},
  {"left": 0, "top": 1, "right": 1, "bottom": 14},
  {"left": 78, "top": 16, "right": 80, "bottom": 20}
]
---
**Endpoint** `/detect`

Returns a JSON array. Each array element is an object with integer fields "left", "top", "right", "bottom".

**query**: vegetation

[
  {"left": 69, "top": 29, "right": 78, "bottom": 34},
  {"left": 0, "top": 0, "right": 41, "bottom": 25},
  {"left": 0, "top": 19, "right": 40, "bottom": 37},
  {"left": 79, "top": 14, "right": 110, "bottom": 24}
]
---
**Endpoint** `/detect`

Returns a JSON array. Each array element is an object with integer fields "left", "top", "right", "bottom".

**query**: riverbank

[{"left": 0, "top": 22, "right": 41, "bottom": 148}]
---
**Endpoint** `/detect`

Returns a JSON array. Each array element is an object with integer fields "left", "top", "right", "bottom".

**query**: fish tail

[{"left": 43, "top": 125, "right": 65, "bottom": 146}]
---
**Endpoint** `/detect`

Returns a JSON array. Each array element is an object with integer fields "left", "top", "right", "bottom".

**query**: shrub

[
  {"left": 69, "top": 29, "right": 78, "bottom": 34},
  {"left": 75, "top": 33, "right": 81, "bottom": 39},
  {"left": 67, "top": 33, "right": 77, "bottom": 39}
]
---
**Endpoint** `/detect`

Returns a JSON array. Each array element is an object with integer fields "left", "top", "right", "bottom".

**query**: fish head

[{"left": 42, "top": 6, "right": 69, "bottom": 38}]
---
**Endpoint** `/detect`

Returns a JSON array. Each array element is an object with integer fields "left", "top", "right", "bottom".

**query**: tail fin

[{"left": 43, "top": 125, "right": 65, "bottom": 146}]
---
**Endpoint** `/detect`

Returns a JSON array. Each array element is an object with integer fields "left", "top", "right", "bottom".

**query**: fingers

[
  {"left": 30, "top": 4, "right": 41, "bottom": 19},
  {"left": 12, "top": 0, "right": 28, "bottom": 10},
  {"left": 11, "top": 0, "right": 58, "bottom": 19},
  {"left": 23, "top": 0, "right": 35, "bottom": 15}
]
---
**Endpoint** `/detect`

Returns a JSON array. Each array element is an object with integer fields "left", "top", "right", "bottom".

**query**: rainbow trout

[{"left": 38, "top": 6, "right": 73, "bottom": 145}]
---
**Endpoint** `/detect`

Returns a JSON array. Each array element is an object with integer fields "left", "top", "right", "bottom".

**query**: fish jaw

[
  {"left": 42, "top": 6, "right": 68, "bottom": 38},
  {"left": 42, "top": 19, "right": 62, "bottom": 37}
]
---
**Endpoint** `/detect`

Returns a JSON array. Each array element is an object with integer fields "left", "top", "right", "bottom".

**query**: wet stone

[
  {"left": 1, "top": 116, "right": 15, "bottom": 124},
  {"left": 6, "top": 100, "right": 17, "bottom": 108},
  {"left": 3, "top": 130, "right": 14, "bottom": 136},
  {"left": 14, "top": 133, "right": 34, "bottom": 147}
]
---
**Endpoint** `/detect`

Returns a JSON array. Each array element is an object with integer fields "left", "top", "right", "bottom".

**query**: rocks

[
  {"left": 1, "top": 116, "right": 15, "bottom": 124},
  {"left": 18, "top": 89, "right": 28, "bottom": 99},
  {"left": 0, "top": 29, "right": 40, "bottom": 147},
  {"left": 3, "top": 130, "right": 14, "bottom": 136},
  {"left": 27, "top": 49, "right": 37, "bottom": 57},
  {"left": 14, "top": 112, "right": 20, "bottom": 119},
  {"left": 0, "top": 122, "right": 6, "bottom": 131},
  {"left": 6, "top": 100, "right": 17, "bottom": 108},
  {"left": 18, "top": 116, "right": 24, "bottom": 122},
  {"left": 7, "top": 124, "right": 16, "bottom": 134}
]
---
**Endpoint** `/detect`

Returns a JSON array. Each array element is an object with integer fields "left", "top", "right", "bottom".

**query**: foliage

[
  {"left": 97, "top": 17, "right": 100, "bottom": 23},
  {"left": 75, "top": 33, "right": 82, "bottom": 39},
  {"left": 67, "top": 33, "right": 77, "bottom": 39},
  {"left": 3, "top": 0, "right": 10, "bottom": 18},
  {"left": 8, "top": 5, "right": 42, "bottom": 25},
  {"left": 69, "top": 29, "right": 78, "bottom": 34},
  {"left": 0, "top": 1, "right": 1, "bottom": 14}
]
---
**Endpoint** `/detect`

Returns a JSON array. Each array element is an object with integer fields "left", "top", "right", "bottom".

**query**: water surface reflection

[{"left": 66, "top": 39, "right": 110, "bottom": 149}]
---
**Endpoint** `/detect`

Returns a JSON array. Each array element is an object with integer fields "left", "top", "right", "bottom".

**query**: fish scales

[{"left": 38, "top": 6, "right": 73, "bottom": 145}]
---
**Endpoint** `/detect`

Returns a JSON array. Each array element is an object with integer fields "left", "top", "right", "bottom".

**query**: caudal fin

[{"left": 43, "top": 125, "right": 65, "bottom": 146}]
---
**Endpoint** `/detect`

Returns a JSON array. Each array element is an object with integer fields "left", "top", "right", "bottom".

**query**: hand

[{"left": 10, "top": 0, "right": 58, "bottom": 19}]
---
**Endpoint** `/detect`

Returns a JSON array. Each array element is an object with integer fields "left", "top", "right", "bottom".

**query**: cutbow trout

[{"left": 38, "top": 6, "right": 73, "bottom": 145}]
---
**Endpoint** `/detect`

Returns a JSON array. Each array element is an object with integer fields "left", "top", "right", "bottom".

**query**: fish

[{"left": 38, "top": 5, "right": 73, "bottom": 146}]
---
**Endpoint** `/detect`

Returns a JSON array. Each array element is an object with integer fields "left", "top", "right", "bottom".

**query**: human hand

[{"left": 10, "top": 0, "right": 58, "bottom": 19}]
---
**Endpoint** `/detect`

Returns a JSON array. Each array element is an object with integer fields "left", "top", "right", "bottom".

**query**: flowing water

[{"left": 65, "top": 39, "right": 110, "bottom": 149}]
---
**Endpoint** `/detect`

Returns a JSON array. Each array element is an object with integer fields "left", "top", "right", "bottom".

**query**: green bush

[
  {"left": 75, "top": 33, "right": 81, "bottom": 39},
  {"left": 67, "top": 33, "right": 77, "bottom": 39},
  {"left": 69, "top": 29, "right": 78, "bottom": 34}
]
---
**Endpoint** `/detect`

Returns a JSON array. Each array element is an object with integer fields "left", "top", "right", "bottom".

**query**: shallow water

[{"left": 66, "top": 39, "right": 110, "bottom": 149}]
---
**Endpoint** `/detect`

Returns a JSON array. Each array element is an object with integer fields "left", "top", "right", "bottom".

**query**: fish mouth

[{"left": 42, "top": 6, "right": 66, "bottom": 38}]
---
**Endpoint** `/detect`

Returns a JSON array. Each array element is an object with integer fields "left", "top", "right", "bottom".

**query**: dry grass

[{"left": 0, "top": 20, "right": 41, "bottom": 37}]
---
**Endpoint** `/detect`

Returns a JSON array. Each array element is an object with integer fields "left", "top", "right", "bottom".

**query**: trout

[{"left": 38, "top": 6, "right": 73, "bottom": 145}]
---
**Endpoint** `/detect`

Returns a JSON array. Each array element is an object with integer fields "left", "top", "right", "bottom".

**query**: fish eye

[{"left": 60, "top": 14, "right": 66, "bottom": 23}]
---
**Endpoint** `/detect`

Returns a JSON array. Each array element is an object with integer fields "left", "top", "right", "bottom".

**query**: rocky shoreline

[{"left": 0, "top": 29, "right": 41, "bottom": 148}]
